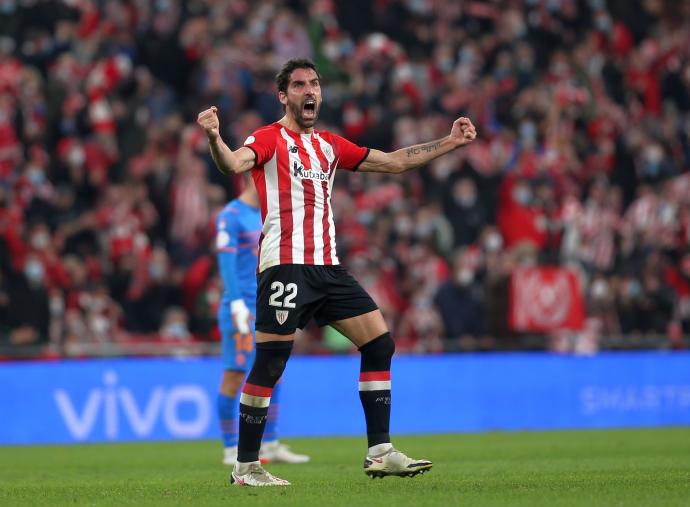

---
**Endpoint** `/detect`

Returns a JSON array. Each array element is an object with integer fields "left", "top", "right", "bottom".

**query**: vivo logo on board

[{"left": 53, "top": 370, "right": 212, "bottom": 440}]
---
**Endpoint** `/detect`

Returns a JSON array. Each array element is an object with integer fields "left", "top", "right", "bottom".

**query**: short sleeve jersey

[{"left": 244, "top": 122, "right": 369, "bottom": 272}]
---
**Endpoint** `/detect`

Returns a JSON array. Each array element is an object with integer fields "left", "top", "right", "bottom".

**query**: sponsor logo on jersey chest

[{"left": 292, "top": 161, "right": 329, "bottom": 181}]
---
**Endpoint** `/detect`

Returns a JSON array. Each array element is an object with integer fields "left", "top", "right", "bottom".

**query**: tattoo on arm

[{"left": 406, "top": 141, "right": 442, "bottom": 157}]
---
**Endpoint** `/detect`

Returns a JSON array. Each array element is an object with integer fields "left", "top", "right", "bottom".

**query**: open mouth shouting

[{"left": 301, "top": 97, "right": 318, "bottom": 122}]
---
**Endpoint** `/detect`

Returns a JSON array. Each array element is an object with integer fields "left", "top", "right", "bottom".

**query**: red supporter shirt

[{"left": 244, "top": 122, "right": 369, "bottom": 272}]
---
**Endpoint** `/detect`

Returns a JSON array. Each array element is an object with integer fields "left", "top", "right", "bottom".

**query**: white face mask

[
  {"left": 519, "top": 120, "right": 536, "bottom": 143},
  {"left": 24, "top": 260, "right": 44, "bottom": 283},
  {"left": 513, "top": 187, "right": 532, "bottom": 205},
  {"left": 591, "top": 279, "right": 609, "bottom": 299},
  {"left": 27, "top": 166, "right": 45, "bottom": 185},
  {"left": 643, "top": 144, "right": 663, "bottom": 165},
  {"left": 148, "top": 263, "right": 166, "bottom": 280},
  {"left": 163, "top": 323, "right": 189, "bottom": 339},
  {"left": 455, "top": 191, "right": 477, "bottom": 208},
  {"left": 484, "top": 233, "right": 503, "bottom": 252},
  {"left": 594, "top": 13, "right": 612, "bottom": 32},
  {"left": 50, "top": 294, "right": 64, "bottom": 314},
  {"left": 323, "top": 41, "right": 340, "bottom": 61},
  {"left": 455, "top": 268, "right": 474, "bottom": 287},
  {"left": 31, "top": 232, "right": 50, "bottom": 250},
  {"left": 396, "top": 217, "right": 413, "bottom": 236},
  {"left": 68, "top": 146, "right": 85, "bottom": 167}
]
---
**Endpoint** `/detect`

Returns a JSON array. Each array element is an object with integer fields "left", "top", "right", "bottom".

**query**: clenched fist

[
  {"left": 197, "top": 106, "right": 220, "bottom": 141},
  {"left": 449, "top": 117, "right": 477, "bottom": 147}
]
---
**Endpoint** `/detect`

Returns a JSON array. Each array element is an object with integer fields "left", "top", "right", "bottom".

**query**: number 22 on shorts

[{"left": 268, "top": 281, "right": 298, "bottom": 308}]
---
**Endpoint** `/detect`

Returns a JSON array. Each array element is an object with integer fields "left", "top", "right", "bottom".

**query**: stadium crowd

[{"left": 1, "top": 0, "right": 689, "bottom": 356}]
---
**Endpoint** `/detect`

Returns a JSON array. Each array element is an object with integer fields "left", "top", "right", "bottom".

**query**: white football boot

[
  {"left": 230, "top": 461, "right": 290, "bottom": 487},
  {"left": 222, "top": 446, "right": 237, "bottom": 466},
  {"left": 260, "top": 441, "right": 310, "bottom": 464},
  {"left": 363, "top": 448, "right": 433, "bottom": 478}
]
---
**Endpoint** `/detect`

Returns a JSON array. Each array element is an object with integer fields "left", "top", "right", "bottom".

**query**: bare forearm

[
  {"left": 209, "top": 136, "right": 236, "bottom": 175},
  {"left": 359, "top": 137, "right": 458, "bottom": 174},
  {"left": 355, "top": 117, "right": 476, "bottom": 174},
  {"left": 393, "top": 136, "right": 458, "bottom": 173}
]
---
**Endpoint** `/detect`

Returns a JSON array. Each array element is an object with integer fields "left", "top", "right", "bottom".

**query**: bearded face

[
  {"left": 281, "top": 68, "right": 322, "bottom": 129},
  {"left": 287, "top": 94, "right": 320, "bottom": 129}
]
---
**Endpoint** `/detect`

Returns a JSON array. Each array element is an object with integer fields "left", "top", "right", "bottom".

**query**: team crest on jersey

[{"left": 276, "top": 310, "right": 289, "bottom": 325}]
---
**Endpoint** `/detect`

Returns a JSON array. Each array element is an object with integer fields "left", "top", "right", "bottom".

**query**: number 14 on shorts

[{"left": 234, "top": 332, "right": 253, "bottom": 353}]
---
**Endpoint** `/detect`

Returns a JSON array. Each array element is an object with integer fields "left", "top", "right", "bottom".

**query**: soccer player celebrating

[
  {"left": 198, "top": 58, "right": 477, "bottom": 487},
  {"left": 215, "top": 177, "right": 309, "bottom": 466}
]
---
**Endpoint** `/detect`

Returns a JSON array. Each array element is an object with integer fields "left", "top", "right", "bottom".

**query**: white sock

[
  {"left": 234, "top": 460, "right": 259, "bottom": 473},
  {"left": 261, "top": 440, "right": 278, "bottom": 449},
  {"left": 368, "top": 442, "right": 393, "bottom": 456}
]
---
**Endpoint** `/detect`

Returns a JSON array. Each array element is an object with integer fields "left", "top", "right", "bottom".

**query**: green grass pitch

[{"left": 1, "top": 429, "right": 689, "bottom": 506}]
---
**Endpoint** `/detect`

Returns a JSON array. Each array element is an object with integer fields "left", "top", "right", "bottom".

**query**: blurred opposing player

[
  {"left": 198, "top": 58, "right": 477, "bottom": 486},
  {"left": 216, "top": 177, "right": 309, "bottom": 466}
]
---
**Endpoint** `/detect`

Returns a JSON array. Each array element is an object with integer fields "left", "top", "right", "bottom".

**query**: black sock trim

[
  {"left": 359, "top": 332, "right": 394, "bottom": 373},
  {"left": 358, "top": 332, "right": 391, "bottom": 352},
  {"left": 256, "top": 340, "right": 294, "bottom": 351},
  {"left": 237, "top": 451, "right": 260, "bottom": 463}
]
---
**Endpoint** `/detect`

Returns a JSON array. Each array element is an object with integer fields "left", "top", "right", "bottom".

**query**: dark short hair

[{"left": 275, "top": 58, "right": 321, "bottom": 93}]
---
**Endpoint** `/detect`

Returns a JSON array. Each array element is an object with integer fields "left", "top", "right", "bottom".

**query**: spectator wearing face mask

[
  {"left": 3, "top": 254, "right": 50, "bottom": 346},
  {"left": 497, "top": 174, "right": 547, "bottom": 251},
  {"left": 159, "top": 307, "right": 192, "bottom": 341},
  {"left": 636, "top": 270, "right": 676, "bottom": 335},
  {"left": 665, "top": 253, "right": 690, "bottom": 335},
  {"left": 587, "top": 274, "right": 620, "bottom": 335},
  {"left": 475, "top": 226, "right": 511, "bottom": 340},
  {"left": 125, "top": 247, "right": 182, "bottom": 333},
  {"left": 444, "top": 176, "right": 488, "bottom": 248},
  {"left": 24, "top": 222, "right": 70, "bottom": 291},
  {"left": 433, "top": 248, "right": 486, "bottom": 351},
  {"left": 636, "top": 142, "right": 676, "bottom": 185},
  {"left": 616, "top": 275, "right": 643, "bottom": 334},
  {"left": 397, "top": 289, "right": 445, "bottom": 353}
]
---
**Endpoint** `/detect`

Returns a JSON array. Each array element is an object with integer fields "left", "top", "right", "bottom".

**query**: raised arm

[
  {"left": 358, "top": 117, "right": 477, "bottom": 174},
  {"left": 197, "top": 106, "right": 256, "bottom": 175}
]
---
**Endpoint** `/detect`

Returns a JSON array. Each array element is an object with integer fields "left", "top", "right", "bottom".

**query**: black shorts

[{"left": 255, "top": 264, "right": 379, "bottom": 335}]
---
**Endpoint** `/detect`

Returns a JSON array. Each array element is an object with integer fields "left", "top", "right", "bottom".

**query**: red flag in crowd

[{"left": 510, "top": 267, "right": 586, "bottom": 332}]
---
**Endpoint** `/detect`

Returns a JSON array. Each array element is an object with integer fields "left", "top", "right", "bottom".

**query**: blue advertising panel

[{"left": 0, "top": 352, "right": 689, "bottom": 445}]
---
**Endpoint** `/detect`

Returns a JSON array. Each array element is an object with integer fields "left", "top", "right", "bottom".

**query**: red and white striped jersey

[{"left": 245, "top": 122, "right": 369, "bottom": 272}]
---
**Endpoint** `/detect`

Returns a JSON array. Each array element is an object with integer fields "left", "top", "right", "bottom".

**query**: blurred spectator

[
  {"left": 2, "top": 254, "right": 50, "bottom": 346},
  {"left": 666, "top": 253, "right": 690, "bottom": 335},
  {"left": 443, "top": 176, "right": 487, "bottom": 248},
  {"left": 433, "top": 248, "right": 489, "bottom": 351},
  {"left": 636, "top": 269, "right": 675, "bottom": 335},
  {"left": 587, "top": 273, "right": 619, "bottom": 335},
  {"left": 497, "top": 174, "right": 547, "bottom": 251},
  {"left": 159, "top": 307, "right": 192, "bottom": 341},
  {"left": 125, "top": 247, "right": 182, "bottom": 333},
  {"left": 562, "top": 177, "right": 619, "bottom": 273}
]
